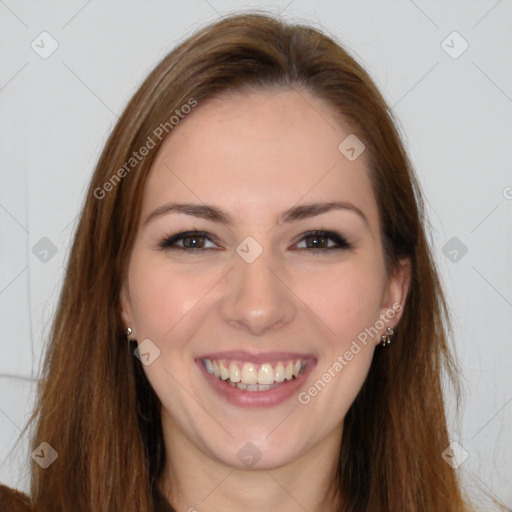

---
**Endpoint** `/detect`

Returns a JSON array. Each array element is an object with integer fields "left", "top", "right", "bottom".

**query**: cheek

[
  {"left": 291, "top": 264, "right": 383, "bottom": 427},
  {"left": 128, "top": 258, "right": 210, "bottom": 342},
  {"left": 294, "top": 260, "right": 386, "bottom": 347}
]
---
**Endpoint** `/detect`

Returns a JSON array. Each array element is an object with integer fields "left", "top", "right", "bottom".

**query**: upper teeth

[{"left": 203, "top": 359, "right": 305, "bottom": 385}]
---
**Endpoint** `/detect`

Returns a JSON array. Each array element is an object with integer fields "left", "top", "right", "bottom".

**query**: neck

[{"left": 159, "top": 415, "right": 342, "bottom": 512}]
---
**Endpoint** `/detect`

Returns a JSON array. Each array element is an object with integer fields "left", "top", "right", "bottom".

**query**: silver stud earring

[
  {"left": 380, "top": 327, "right": 394, "bottom": 347},
  {"left": 125, "top": 327, "right": 132, "bottom": 339}
]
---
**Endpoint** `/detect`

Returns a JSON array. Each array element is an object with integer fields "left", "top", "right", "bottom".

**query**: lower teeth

[
  {"left": 228, "top": 382, "right": 281, "bottom": 391},
  {"left": 225, "top": 378, "right": 295, "bottom": 392}
]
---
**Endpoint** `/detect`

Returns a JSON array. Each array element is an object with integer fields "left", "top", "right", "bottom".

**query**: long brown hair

[{"left": 21, "top": 12, "right": 471, "bottom": 511}]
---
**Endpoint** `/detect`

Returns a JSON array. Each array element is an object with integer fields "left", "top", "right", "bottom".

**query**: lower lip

[{"left": 196, "top": 359, "right": 317, "bottom": 408}]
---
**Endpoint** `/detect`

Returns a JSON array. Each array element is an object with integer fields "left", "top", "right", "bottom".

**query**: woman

[{"left": 0, "top": 12, "right": 473, "bottom": 512}]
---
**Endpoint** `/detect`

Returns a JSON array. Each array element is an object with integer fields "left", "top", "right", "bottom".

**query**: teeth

[
  {"left": 274, "top": 361, "right": 285, "bottom": 382},
  {"left": 285, "top": 361, "right": 293, "bottom": 380},
  {"left": 204, "top": 359, "right": 213, "bottom": 374},
  {"left": 219, "top": 360, "right": 229, "bottom": 380},
  {"left": 203, "top": 358, "right": 307, "bottom": 387},
  {"left": 228, "top": 382, "right": 273, "bottom": 391},
  {"left": 257, "top": 363, "right": 274, "bottom": 385},
  {"left": 241, "top": 363, "right": 258, "bottom": 385},
  {"left": 229, "top": 362, "right": 240, "bottom": 382}
]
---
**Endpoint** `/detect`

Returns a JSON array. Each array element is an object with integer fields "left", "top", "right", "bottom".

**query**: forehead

[{"left": 141, "top": 88, "right": 379, "bottom": 229}]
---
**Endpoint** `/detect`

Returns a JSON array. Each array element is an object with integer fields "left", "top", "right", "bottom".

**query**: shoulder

[{"left": 0, "top": 484, "right": 32, "bottom": 512}]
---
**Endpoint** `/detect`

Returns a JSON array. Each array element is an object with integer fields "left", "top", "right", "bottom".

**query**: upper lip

[{"left": 196, "top": 350, "right": 317, "bottom": 364}]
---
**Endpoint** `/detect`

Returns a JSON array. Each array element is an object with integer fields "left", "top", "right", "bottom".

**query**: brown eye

[
  {"left": 295, "top": 231, "right": 351, "bottom": 251},
  {"left": 180, "top": 234, "right": 206, "bottom": 248},
  {"left": 158, "top": 231, "right": 218, "bottom": 251}
]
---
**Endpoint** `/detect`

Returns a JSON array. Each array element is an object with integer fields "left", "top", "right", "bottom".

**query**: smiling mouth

[{"left": 201, "top": 358, "right": 307, "bottom": 391}]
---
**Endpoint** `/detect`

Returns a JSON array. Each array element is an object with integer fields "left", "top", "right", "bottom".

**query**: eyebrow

[{"left": 143, "top": 200, "right": 369, "bottom": 228}]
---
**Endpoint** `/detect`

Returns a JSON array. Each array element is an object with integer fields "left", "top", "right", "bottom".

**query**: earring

[
  {"left": 125, "top": 327, "right": 132, "bottom": 340},
  {"left": 380, "top": 327, "right": 394, "bottom": 347}
]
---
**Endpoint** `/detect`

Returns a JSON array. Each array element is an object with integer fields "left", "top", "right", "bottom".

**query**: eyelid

[
  {"left": 158, "top": 230, "right": 219, "bottom": 250},
  {"left": 292, "top": 230, "right": 351, "bottom": 250},
  {"left": 157, "top": 229, "right": 352, "bottom": 252}
]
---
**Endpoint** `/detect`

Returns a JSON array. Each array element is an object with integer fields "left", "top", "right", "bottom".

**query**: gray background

[{"left": 0, "top": 0, "right": 511, "bottom": 507}]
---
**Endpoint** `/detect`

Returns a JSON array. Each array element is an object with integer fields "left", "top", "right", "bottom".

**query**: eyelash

[{"left": 157, "top": 230, "right": 351, "bottom": 253}]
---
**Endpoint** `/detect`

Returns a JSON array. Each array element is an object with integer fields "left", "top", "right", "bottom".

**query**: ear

[
  {"left": 379, "top": 257, "right": 411, "bottom": 329},
  {"left": 118, "top": 281, "right": 134, "bottom": 332}
]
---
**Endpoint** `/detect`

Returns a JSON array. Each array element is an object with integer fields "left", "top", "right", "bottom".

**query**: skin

[{"left": 119, "top": 88, "right": 410, "bottom": 512}]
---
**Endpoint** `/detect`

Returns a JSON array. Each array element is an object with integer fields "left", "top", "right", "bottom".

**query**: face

[{"left": 119, "top": 88, "right": 409, "bottom": 472}]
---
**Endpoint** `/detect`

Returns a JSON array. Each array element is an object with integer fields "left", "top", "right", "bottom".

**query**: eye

[
  {"left": 157, "top": 229, "right": 351, "bottom": 253},
  {"left": 294, "top": 230, "right": 351, "bottom": 252},
  {"left": 158, "top": 230, "right": 219, "bottom": 251}
]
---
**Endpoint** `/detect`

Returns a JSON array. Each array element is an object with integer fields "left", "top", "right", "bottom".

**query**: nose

[{"left": 219, "top": 246, "right": 297, "bottom": 336}]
